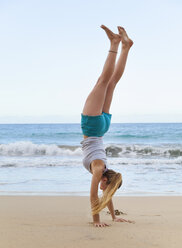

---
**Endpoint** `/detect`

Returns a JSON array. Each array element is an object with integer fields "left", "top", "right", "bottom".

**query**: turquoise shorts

[{"left": 81, "top": 112, "right": 112, "bottom": 137}]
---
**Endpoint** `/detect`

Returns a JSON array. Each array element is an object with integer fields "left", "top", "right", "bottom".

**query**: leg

[
  {"left": 82, "top": 25, "right": 121, "bottom": 116},
  {"left": 102, "top": 27, "right": 133, "bottom": 114}
]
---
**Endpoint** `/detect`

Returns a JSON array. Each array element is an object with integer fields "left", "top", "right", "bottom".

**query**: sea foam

[
  {"left": 1, "top": 141, "right": 182, "bottom": 158},
  {"left": 0, "top": 141, "right": 82, "bottom": 156}
]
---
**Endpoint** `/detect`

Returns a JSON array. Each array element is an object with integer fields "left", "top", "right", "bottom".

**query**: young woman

[{"left": 80, "top": 25, "right": 134, "bottom": 227}]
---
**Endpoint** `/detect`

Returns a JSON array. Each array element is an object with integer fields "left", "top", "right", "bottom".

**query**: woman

[{"left": 80, "top": 25, "right": 134, "bottom": 227}]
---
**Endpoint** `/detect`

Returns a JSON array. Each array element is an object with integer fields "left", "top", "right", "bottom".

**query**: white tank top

[{"left": 80, "top": 136, "right": 108, "bottom": 174}]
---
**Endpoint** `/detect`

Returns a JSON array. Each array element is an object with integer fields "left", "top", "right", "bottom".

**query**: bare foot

[
  {"left": 117, "top": 26, "right": 133, "bottom": 48},
  {"left": 101, "top": 25, "right": 121, "bottom": 44}
]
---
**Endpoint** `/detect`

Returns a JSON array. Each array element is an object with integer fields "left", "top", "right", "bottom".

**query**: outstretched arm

[
  {"left": 90, "top": 173, "right": 101, "bottom": 225},
  {"left": 107, "top": 198, "right": 116, "bottom": 220},
  {"left": 90, "top": 162, "right": 110, "bottom": 227}
]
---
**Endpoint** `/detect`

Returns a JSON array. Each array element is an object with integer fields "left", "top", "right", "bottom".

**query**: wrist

[
  {"left": 93, "top": 213, "right": 100, "bottom": 223},
  {"left": 112, "top": 216, "right": 116, "bottom": 221}
]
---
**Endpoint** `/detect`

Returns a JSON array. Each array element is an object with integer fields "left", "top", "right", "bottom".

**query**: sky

[{"left": 0, "top": 0, "right": 182, "bottom": 123}]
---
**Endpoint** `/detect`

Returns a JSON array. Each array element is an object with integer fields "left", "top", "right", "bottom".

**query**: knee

[
  {"left": 108, "top": 80, "right": 117, "bottom": 88},
  {"left": 97, "top": 75, "right": 109, "bottom": 85}
]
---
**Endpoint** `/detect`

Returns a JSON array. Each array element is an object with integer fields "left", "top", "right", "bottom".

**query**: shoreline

[
  {"left": 0, "top": 190, "right": 182, "bottom": 196},
  {"left": 1, "top": 193, "right": 182, "bottom": 196},
  {"left": 1, "top": 196, "right": 182, "bottom": 248}
]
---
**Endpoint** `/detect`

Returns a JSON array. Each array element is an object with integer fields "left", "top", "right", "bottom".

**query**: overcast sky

[{"left": 0, "top": 0, "right": 182, "bottom": 123}]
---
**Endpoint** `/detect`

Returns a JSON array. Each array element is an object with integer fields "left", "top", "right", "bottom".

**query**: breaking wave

[
  {"left": 0, "top": 141, "right": 82, "bottom": 156},
  {"left": 1, "top": 141, "right": 182, "bottom": 158}
]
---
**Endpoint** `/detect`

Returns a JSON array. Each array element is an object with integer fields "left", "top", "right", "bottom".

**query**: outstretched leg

[
  {"left": 102, "top": 27, "right": 133, "bottom": 114},
  {"left": 82, "top": 25, "right": 121, "bottom": 116}
]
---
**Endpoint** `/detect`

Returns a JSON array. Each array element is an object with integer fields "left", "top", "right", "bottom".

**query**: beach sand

[{"left": 0, "top": 196, "right": 182, "bottom": 248}]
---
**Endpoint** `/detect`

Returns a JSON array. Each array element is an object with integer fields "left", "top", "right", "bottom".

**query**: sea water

[{"left": 0, "top": 123, "right": 182, "bottom": 196}]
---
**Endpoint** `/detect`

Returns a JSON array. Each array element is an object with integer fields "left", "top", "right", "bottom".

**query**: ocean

[{"left": 0, "top": 123, "right": 182, "bottom": 196}]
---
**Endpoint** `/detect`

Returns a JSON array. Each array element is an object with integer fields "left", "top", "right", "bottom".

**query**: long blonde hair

[{"left": 92, "top": 169, "right": 122, "bottom": 215}]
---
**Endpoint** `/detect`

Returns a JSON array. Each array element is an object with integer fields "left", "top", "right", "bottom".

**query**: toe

[
  {"left": 102, "top": 25, "right": 113, "bottom": 33},
  {"left": 101, "top": 24, "right": 109, "bottom": 30},
  {"left": 119, "top": 26, "right": 125, "bottom": 31},
  {"left": 101, "top": 24, "right": 106, "bottom": 29},
  {"left": 117, "top": 26, "right": 125, "bottom": 34}
]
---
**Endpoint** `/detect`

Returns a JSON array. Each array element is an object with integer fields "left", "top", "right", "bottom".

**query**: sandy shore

[{"left": 0, "top": 196, "right": 182, "bottom": 248}]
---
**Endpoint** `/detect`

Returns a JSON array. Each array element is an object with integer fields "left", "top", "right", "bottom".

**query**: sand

[{"left": 0, "top": 196, "right": 182, "bottom": 248}]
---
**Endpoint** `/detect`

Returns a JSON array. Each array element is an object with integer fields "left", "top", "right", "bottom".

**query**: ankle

[
  {"left": 110, "top": 42, "right": 119, "bottom": 52},
  {"left": 121, "top": 44, "right": 131, "bottom": 51},
  {"left": 122, "top": 40, "right": 133, "bottom": 50}
]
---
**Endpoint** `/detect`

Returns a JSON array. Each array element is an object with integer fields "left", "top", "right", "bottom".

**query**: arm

[
  {"left": 107, "top": 199, "right": 116, "bottom": 220},
  {"left": 90, "top": 172, "right": 101, "bottom": 224},
  {"left": 90, "top": 164, "right": 109, "bottom": 227}
]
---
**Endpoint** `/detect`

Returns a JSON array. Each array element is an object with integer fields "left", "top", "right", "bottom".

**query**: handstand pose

[{"left": 81, "top": 25, "right": 134, "bottom": 227}]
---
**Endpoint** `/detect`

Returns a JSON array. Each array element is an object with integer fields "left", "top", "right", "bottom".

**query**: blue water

[
  {"left": 0, "top": 123, "right": 182, "bottom": 196},
  {"left": 1, "top": 123, "right": 182, "bottom": 145}
]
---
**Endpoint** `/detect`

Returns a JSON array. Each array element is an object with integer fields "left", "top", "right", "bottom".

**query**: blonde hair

[{"left": 92, "top": 170, "right": 122, "bottom": 215}]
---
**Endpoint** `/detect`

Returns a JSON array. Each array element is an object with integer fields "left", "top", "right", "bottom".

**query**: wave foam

[
  {"left": 105, "top": 144, "right": 182, "bottom": 158},
  {"left": 0, "top": 141, "right": 82, "bottom": 156},
  {"left": 1, "top": 141, "right": 182, "bottom": 159}
]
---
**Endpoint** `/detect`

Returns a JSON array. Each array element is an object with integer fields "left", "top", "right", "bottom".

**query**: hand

[
  {"left": 113, "top": 217, "right": 135, "bottom": 224},
  {"left": 94, "top": 222, "right": 110, "bottom": 227}
]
